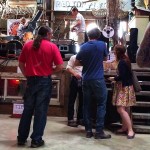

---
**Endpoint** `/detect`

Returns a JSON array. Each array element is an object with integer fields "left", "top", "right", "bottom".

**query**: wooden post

[{"left": 107, "top": 0, "right": 120, "bottom": 45}]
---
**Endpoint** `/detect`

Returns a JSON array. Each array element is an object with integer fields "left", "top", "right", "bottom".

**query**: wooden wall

[{"left": 0, "top": 60, "right": 71, "bottom": 117}]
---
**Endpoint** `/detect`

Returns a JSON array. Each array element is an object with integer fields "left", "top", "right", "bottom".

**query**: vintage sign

[
  {"left": 54, "top": 0, "right": 131, "bottom": 11},
  {"left": 54, "top": 0, "right": 107, "bottom": 11},
  {"left": 13, "top": 103, "right": 24, "bottom": 115},
  {"left": 7, "top": 19, "right": 30, "bottom": 36},
  {"left": 7, "top": 19, "right": 20, "bottom": 36}
]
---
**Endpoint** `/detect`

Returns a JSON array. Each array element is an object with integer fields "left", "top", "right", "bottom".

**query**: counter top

[{"left": 0, "top": 59, "right": 150, "bottom": 73}]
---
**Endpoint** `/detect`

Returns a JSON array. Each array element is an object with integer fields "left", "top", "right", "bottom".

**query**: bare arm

[
  {"left": 66, "top": 68, "right": 76, "bottom": 76},
  {"left": 74, "top": 20, "right": 81, "bottom": 28},
  {"left": 74, "top": 59, "right": 82, "bottom": 66},
  {"left": 53, "top": 64, "right": 63, "bottom": 73},
  {"left": 103, "top": 56, "right": 108, "bottom": 61},
  {"left": 66, "top": 68, "right": 81, "bottom": 79},
  {"left": 19, "top": 62, "right": 26, "bottom": 77},
  {"left": 71, "top": 20, "right": 81, "bottom": 31}
]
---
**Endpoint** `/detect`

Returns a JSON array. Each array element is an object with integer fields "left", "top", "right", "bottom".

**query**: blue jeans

[
  {"left": 18, "top": 76, "right": 52, "bottom": 142},
  {"left": 82, "top": 79, "right": 108, "bottom": 133}
]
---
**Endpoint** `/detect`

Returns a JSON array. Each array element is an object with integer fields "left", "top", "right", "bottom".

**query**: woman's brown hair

[
  {"left": 32, "top": 26, "right": 52, "bottom": 50},
  {"left": 114, "top": 44, "right": 131, "bottom": 70}
]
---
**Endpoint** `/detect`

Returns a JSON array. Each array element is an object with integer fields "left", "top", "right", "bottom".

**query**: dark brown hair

[
  {"left": 71, "top": 7, "right": 78, "bottom": 12},
  {"left": 114, "top": 44, "right": 131, "bottom": 70},
  {"left": 32, "top": 26, "right": 52, "bottom": 50},
  {"left": 87, "top": 27, "right": 101, "bottom": 40}
]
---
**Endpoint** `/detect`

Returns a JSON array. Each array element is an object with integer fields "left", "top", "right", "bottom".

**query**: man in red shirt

[{"left": 17, "top": 26, "right": 63, "bottom": 148}]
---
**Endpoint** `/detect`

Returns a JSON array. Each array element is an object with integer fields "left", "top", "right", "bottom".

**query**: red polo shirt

[{"left": 19, "top": 40, "right": 63, "bottom": 76}]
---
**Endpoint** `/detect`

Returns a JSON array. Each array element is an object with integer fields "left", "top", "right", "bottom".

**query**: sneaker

[
  {"left": 31, "top": 140, "right": 45, "bottom": 148},
  {"left": 86, "top": 131, "right": 93, "bottom": 138},
  {"left": 68, "top": 120, "right": 78, "bottom": 127},
  {"left": 95, "top": 131, "right": 111, "bottom": 139}
]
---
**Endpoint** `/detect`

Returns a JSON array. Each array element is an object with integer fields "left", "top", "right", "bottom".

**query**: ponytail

[{"left": 32, "top": 26, "right": 52, "bottom": 50}]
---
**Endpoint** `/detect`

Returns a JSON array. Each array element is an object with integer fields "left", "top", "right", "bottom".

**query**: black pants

[{"left": 68, "top": 76, "right": 83, "bottom": 121}]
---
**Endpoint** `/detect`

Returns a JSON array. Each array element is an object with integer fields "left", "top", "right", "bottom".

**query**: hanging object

[
  {"left": 91, "top": 9, "right": 107, "bottom": 18},
  {"left": 1, "top": 0, "right": 37, "bottom": 19},
  {"left": 102, "top": 25, "right": 114, "bottom": 38}
]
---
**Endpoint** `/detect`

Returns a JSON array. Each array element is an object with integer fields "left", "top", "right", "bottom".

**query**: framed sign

[
  {"left": 7, "top": 19, "right": 30, "bottom": 36},
  {"left": 7, "top": 19, "right": 20, "bottom": 36},
  {"left": 54, "top": 0, "right": 131, "bottom": 12},
  {"left": 54, "top": 0, "right": 107, "bottom": 11}
]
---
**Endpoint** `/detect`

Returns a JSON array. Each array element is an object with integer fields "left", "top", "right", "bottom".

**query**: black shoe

[
  {"left": 95, "top": 131, "right": 111, "bottom": 139},
  {"left": 127, "top": 133, "right": 135, "bottom": 139},
  {"left": 17, "top": 140, "right": 27, "bottom": 146},
  {"left": 86, "top": 131, "right": 93, "bottom": 138},
  {"left": 68, "top": 120, "right": 78, "bottom": 127},
  {"left": 17, "top": 136, "right": 27, "bottom": 146},
  {"left": 77, "top": 119, "right": 84, "bottom": 126},
  {"left": 31, "top": 140, "right": 45, "bottom": 148}
]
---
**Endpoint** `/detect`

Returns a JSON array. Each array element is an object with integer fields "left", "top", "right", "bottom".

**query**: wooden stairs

[
  {"left": 104, "top": 66, "right": 150, "bottom": 133},
  {"left": 132, "top": 71, "right": 150, "bottom": 133}
]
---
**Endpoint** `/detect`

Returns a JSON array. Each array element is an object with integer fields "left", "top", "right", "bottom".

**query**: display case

[
  {"left": 0, "top": 60, "right": 70, "bottom": 116},
  {"left": 0, "top": 73, "right": 61, "bottom": 105}
]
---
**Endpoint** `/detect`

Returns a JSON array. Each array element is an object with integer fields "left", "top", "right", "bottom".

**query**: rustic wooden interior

[{"left": 0, "top": 0, "right": 150, "bottom": 133}]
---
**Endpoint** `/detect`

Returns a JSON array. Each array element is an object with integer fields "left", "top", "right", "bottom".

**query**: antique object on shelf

[
  {"left": 0, "top": 35, "right": 19, "bottom": 43},
  {"left": 92, "top": 9, "right": 107, "bottom": 18},
  {"left": 52, "top": 39, "right": 76, "bottom": 59},
  {"left": 0, "top": 39, "right": 22, "bottom": 57}
]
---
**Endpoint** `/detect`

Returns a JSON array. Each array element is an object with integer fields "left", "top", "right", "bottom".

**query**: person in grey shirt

[{"left": 17, "top": 17, "right": 28, "bottom": 39}]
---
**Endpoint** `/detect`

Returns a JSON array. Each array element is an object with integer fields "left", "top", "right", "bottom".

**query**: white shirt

[
  {"left": 76, "top": 13, "right": 85, "bottom": 33},
  {"left": 17, "top": 23, "right": 26, "bottom": 38},
  {"left": 66, "top": 55, "right": 82, "bottom": 76}
]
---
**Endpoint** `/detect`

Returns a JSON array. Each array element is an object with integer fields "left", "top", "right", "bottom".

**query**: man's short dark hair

[
  {"left": 87, "top": 28, "right": 101, "bottom": 40},
  {"left": 38, "top": 26, "right": 52, "bottom": 37},
  {"left": 71, "top": 7, "right": 78, "bottom": 12}
]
